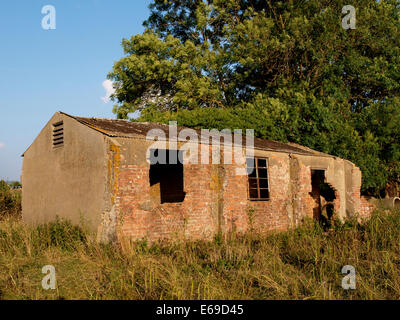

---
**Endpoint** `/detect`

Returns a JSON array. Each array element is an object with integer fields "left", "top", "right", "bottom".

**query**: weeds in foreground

[{"left": 1, "top": 208, "right": 400, "bottom": 300}]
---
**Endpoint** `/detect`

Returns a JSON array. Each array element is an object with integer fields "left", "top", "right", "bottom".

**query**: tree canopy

[{"left": 108, "top": 0, "right": 400, "bottom": 196}]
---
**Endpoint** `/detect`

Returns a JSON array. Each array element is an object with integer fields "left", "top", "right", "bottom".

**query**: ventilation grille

[{"left": 52, "top": 121, "right": 64, "bottom": 148}]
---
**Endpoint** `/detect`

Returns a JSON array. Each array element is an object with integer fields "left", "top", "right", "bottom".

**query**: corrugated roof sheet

[{"left": 63, "top": 112, "right": 327, "bottom": 157}]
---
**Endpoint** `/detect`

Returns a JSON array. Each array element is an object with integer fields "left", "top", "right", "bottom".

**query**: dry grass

[{"left": 1, "top": 206, "right": 400, "bottom": 300}]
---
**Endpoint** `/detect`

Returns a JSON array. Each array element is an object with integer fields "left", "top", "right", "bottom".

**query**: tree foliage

[{"left": 108, "top": 0, "right": 400, "bottom": 195}]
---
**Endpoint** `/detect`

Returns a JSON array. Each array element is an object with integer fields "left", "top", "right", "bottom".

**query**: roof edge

[
  {"left": 21, "top": 111, "right": 64, "bottom": 157},
  {"left": 60, "top": 112, "right": 116, "bottom": 137},
  {"left": 23, "top": 112, "right": 344, "bottom": 161}
]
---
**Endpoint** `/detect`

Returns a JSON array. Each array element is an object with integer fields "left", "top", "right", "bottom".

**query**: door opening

[
  {"left": 311, "top": 169, "right": 325, "bottom": 221},
  {"left": 310, "top": 169, "right": 336, "bottom": 228}
]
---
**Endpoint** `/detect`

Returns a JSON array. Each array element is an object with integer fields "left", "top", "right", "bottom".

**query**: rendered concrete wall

[{"left": 22, "top": 113, "right": 108, "bottom": 233}]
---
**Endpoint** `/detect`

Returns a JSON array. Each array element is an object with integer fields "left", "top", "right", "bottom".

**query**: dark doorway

[
  {"left": 149, "top": 149, "right": 186, "bottom": 203},
  {"left": 311, "top": 169, "right": 325, "bottom": 220},
  {"left": 310, "top": 169, "right": 337, "bottom": 228}
]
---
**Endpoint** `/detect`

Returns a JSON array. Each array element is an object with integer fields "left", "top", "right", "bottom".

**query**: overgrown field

[
  {"left": 1, "top": 181, "right": 400, "bottom": 300},
  {"left": 1, "top": 204, "right": 400, "bottom": 300}
]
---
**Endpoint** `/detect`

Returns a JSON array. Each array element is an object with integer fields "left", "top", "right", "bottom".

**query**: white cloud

[
  {"left": 0, "top": 142, "right": 4, "bottom": 149},
  {"left": 101, "top": 80, "right": 116, "bottom": 103}
]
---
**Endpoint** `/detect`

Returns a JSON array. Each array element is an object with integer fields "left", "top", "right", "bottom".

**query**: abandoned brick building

[{"left": 22, "top": 112, "right": 373, "bottom": 242}]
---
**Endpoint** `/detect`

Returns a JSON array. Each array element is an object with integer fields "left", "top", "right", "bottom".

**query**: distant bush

[
  {"left": 0, "top": 180, "right": 21, "bottom": 219},
  {"left": 9, "top": 181, "right": 21, "bottom": 189}
]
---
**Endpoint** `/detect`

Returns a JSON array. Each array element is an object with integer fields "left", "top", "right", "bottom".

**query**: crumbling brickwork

[
  {"left": 359, "top": 196, "right": 375, "bottom": 219},
  {"left": 112, "top": 140, "right": 367, "bottom": 242},
  {"left": 116, "top": 163, "right": 221, "bottom": 241},
  {"left": 22, "top": 113, "right": 373, "bottom": 243}
]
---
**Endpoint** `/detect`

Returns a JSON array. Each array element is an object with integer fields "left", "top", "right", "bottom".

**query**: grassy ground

[
  {"left": 1, "top": 180, "right": 400, "bottom": 300},
  {"left": 1, "top": 206, "right": 400, "bottom": 300}
]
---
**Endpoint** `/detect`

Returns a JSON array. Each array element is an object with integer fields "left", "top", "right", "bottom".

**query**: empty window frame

[
  {"left": 149, "top": 149, "right": 186, "bottom": 203},
  {"left": 52, "top": 121, "right": 64, "bottom": 148},
  {"left": 246, "top": 157, "right": 270, "bottom": 200}
]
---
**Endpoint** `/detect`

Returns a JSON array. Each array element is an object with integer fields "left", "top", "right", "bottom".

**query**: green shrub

[
  {"left": 32, "top": 218, "right": 87, "bottom": 252},
  {"left": 0, "top": 180, "right": 21, "bottom": 218}
]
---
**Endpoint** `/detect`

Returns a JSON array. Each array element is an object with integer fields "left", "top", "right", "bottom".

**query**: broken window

[
  {"left": 52, "top": 121, "right": 64, "bottom": 148},
  {"left": 149, "top": 149, "right": 186, "bottom": 203},
  {"left": 247, "top": 157, "right": 270, "bottom": 200}
]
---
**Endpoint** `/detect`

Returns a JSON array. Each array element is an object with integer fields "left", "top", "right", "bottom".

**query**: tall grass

[{"left": 1, "top": 207, "right": 400, "bottom": 300}]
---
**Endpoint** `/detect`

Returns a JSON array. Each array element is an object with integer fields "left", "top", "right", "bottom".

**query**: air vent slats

[{"left": 52, "top": 121, "right": 64, "bottom": 148}]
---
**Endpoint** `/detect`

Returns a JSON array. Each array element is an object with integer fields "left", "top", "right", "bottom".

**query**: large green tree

[{"left": 108, "top": 0, "right": 400, "bottom": 195}]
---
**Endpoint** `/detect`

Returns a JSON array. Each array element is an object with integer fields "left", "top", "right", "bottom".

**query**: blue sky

[{"left": 0, "top": 0, "right": 151, "bottom": 181}]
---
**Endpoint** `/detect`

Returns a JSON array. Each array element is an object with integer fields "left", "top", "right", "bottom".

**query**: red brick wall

[
  {"left": 114, "top": 144, "right": 335, "bottom": 241},
  {"left": 112, "top": 138, "right": 372, "bottom": 241},
  {"left": 223, "top": 154, "right": 293, "bottom": 234},
  {"left": 115, "top": 162, "right": 221, "bottom": 242}
]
